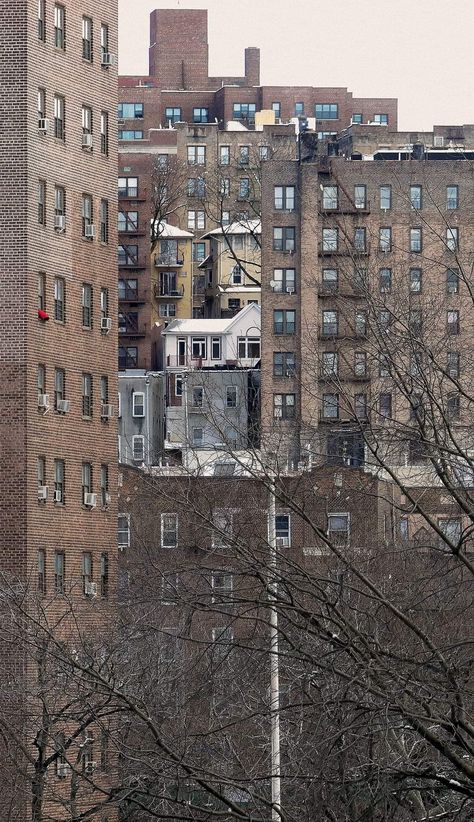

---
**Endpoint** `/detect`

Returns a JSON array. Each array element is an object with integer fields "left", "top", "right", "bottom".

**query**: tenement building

[
  {"left": 260, "top": 124, "right": 474, "bottom": 477},
  {"left": 0, "top": 0, "right": 118, "bottom": 817},
  {"left": 117, "top": 7, "right": 397, "bottom": 368}
]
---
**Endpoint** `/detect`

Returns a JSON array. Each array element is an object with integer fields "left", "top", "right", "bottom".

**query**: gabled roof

[
  {"left": 154, "top": 221, "right": 195, "bottom": 239},
  {"left": 200, "top": 219, "right": 261, "bottom": 240},
  {"left": 162, "top": 302, "right": 261, "bottom": 335}
]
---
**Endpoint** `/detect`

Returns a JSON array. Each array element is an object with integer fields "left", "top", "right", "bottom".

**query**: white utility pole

[{"left": 268, "top": 482, "right": 281, "bottom": 821}]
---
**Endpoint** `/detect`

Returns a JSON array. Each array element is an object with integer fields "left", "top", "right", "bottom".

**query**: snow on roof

[
  {"left": 154, "top": 221, "right": 195, "bottom": 239},
  {"left": 162, "top": 303, "right": 261, "bottom": 335},
  {"left": 201, "top": 219, "right": 261, "bottom": 239}
]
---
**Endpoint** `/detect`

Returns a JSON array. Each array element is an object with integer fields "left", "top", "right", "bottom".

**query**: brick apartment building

[
  {"left": 117, "top": 7, "right": 397, "bottom": 370},
  {"left": 0, "top": 0, "right": 118, "bottom": 816},
  {"left": 260, "top": 124, "right": 474, "bottom": 473}
]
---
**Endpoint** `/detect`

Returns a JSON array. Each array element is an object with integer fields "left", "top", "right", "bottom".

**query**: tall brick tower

[{"left": 0, "top": 0, "right": 117, "bottom": 815}]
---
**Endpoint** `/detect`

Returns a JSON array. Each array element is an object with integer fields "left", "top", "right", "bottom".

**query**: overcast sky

[{"left": 118, "top": 0, "right": 474, "bottom": 131}]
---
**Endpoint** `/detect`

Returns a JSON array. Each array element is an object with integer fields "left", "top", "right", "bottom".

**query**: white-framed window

[
  {"left": 238, "top": 336, "right": 260, "bottom": 359},
  {"left": 211, "top": 572, "right": 233, "bottom": 603},
  {"left": 322, "top": 228, "right": 338, "bottom": 252},
  {"left": 328, "top": 513, "right": 350, "bottom": 544},
  {"left": 379, "top": 185, "right": 392, "bottom": 210},
  {"left": 219, "top": 145, "right": 230, "bottom": 165},
  {"left": 211, "top": 337, "right": 221, "bottom": 360},
  {"left": 192, "top": 386, "right": 203, "bottom": 408},
  {"left": 191, "top": 337, "right": 206, "bottom": 359},
  {"left": 212, "top": 509, "right": 233, "bottom": 549},
  {"left": 322, "top": 185, "right": 338, "bottom": 210},
  {"left": 188, "top": 210, "right": 205, "bottom": 230},
  {"left": 132, "top": 435, "right": 145, "bottom": 462},
  {"left": 274, "top": 186, "right": 295, "bottom": 211},
  {"left": 192, "top": 427, "right": 203, "bottom": 447},
  {"left": 275, "top": 514, "right": 290, "bottom": 547},
  {"left": 132, "top": 391, "right": 145, "bottom": 417},
  {"left": 226, "top": 386, "right": 237, "bottom": 407},
  {"left": 161, "top": 513, "right": 178, "bottom": 548},
  {"left": 273, "top": 268, "right": 296, "bottom": 293},
  {"left": 161, "top": 572, "right": 179, "bottom": 604},
  {"left": 446, "top": 227, "right": 459, "bottom": 251},
  {"left": 187, "top": 145, "right": 206, "bottom": 165},
  {"left": 118, "top": 513, "right": 130, "bottom": 548},
  {"left": 211, "top": 626, "right": 234, "bottom": 657}
]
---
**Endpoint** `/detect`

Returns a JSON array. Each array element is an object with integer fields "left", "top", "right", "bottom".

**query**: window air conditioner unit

[
  {"left": 54, "top": 215, "right": 66, "bottom": 232},
  {"left": 101, "top": 403, "right": 114, "bottom": 419},
  {"left": 57, "top": 763, "right": 70, "bottom": 778},
  {"left": 84, "top": 581, "right": 98, "bottom": 597},
  {"left": 276, "top": 536, "right": 289, "bottom": 548},
  {"left": 57, "top": 399, "right": 71, "bottom": 413},
  {"left": 100, "top": 317, "right": 112, "bottom": 333},
  {"left": 101, "top": 52, "right": 117, "bottom": 67},
  {"left": 286, "top": 286, "right": 295, "bottom": 294},
  {"left": 37, "top": 485, "right": 49, "bottom": 501},
  {"left": 85, "top": 761, "right": 97, "bottom": 775},
  {"left": 103, "top": 492, "right": 111, "bottom": 506},
  {"left": 82, "top": 133, "right": 93, "bottom": 149},
  {"left": 84, "top": 224, "right": 95, "bottom": 238},
  {"left": 84, "top": 492, "right": 97, "bottom": 508},
  {"left": 38, "top": 393, "right": 50, "bottom": 410},
  {"left": 53, "top": 490, "right": 62, "bottom": 503},
  {"left": 38, "top": 118, "right": 51, "bottom": 133}
]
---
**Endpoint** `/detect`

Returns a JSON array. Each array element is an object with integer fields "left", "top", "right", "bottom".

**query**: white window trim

[
  {"left": 118, "top": 512, "right": 130, "bottom": 548},
  {"left": 132, "top": 391, "right": 145, "bottom": 418},
  {"left": 161, "top": 513, "right": 178, "bottom": 549},
  {"left": 132, "top": 434, "right": 145, "bottom": 462}
]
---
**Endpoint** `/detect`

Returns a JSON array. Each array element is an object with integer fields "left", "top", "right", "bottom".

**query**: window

[
  {"left": 295, "top": 102, "right": 305, "bottom": 116},
  {"left": 161, "top": 572, "right": 178, "bottom": 604},
  {"left": 219, "top": 177, "right": 230, "bottom": 197},
  {"left": 238, "top": 337, "right": 260, "bottom": 359},
  {"left": 356, "top": 311, "right": 367, "bottom": 336},
  {"left": 82, "top": 194, "right": 93, "bottom": 236},
  {"left": 322, "top": 185, "right": 338, "bottom": 210},
  {"left": 193, "top": 107, "right": 209, "bottom": 123},
  {"left": 273, "top": 351, "right": 296, "bottom": 377},
  {"left": 37, "top": 365, "right": 46, "bottom": 404},
  {"left": 54, "top": 459, "right": 65, "bottom": 504},
  {"left": 447, "top": 351, "right": 460, "bottom": 378},
  {"left": 379, "top": 393, "right": 392, "bottom": 419},
  {"left": 232, "top": 102, "right": 256, "bottom": 122},
  {"left": 273, "top": 393, "right": 296, "bottom": 419},
  {"left": 54, "top": 551, "right": 65, "bottom": 594},
  {"left": 438, "top": 518, "right": 461, "bottom": 548},
  {"left": 273, "top": 227, "right": 295, "bottom": 252},
  {"left": 410, "top": 227, "right": 422, "bottom": 253},
  {"left": 447, "top": 393, "right": 460, "bottom": 421},
  {"left": 82, "top": 16, "right": 93, "bottom": 60},
  {"left": 54, "top": 4, "right": 65, "bottom": 50},
  {"left": 315, "top": 103, "right": 338, "bottom": 120},
  {"left": 132, "top": 435, "right": 145, "bottom": 462},
  {"left": 259, "top": 145, "right": 271, "bottom": 161},
  {"left": 321, "top": 268, "right": 338, "bottom": 293},
  {"left": 54, "top": 186, "right": 65, "bottom": 222},
  {"left": 37, "top": 455, "right": 46, "bottom": 490},
  {"left": 37, "top": 179, "right": 46, "bottom": 225},
  {"left": 352, "top": 113, "right": 362, "bottom": 124},
  {"left": 239, "top": 178, "right": 250, "bottom": 199},
  {"left": 410, "top": 185, "right": 422, "bottom": 210},
  {"left": 159, "top": 304, "right": 176, "bottom": 318},
  {"left": 378, "top": 310, "right": 391, "bottom": 331},
  {"left": 100, "top": 23, "right": 109, "bottom": 59},
  {"left": 354, "top": 185, "right": 367, "bottom": 209},
  {"left": 100, "top": 288, "right": 109, "bottom": 319},
  {"left": 322, "top": 393, "right": 339, "bottom": 419},
  {"left": 187, "top": 177, "right": 206, "bottom": 198},
  {"left": 446, "top": 185, "right": 458, "bottom": 210},
  {"left": 446, "top": 227, "right": 459, "bottom": 251},
  {"left": 82, "top": 374, "right": 92, "bottom": 417},
  {"left": 53, "top": 94, "right": 65, "bottom": 139},
  {"left": 192, "top": 427, "right": 203, "bottom": 447},
  {"left": 191, "top": 337, "right": 206, "bottom": 359},
  {"left": 119, "top": 128, "right": 144, "bottom": 141},
  {"left": 322, "top": 228, "right": 338, "bottom": 252},
  {"left": 275, "top": 515, "right": 290, "bottom": 546},
  {"left": 379, "top": 227, "right": 391, "bottom": 252},
  {"left": 82, "top": 105, "right": 92, "bottom": 141},
  {"left": 118, "top": 514, "right": 130, "bottom": 548},
  {"left": 82, "top": 552, "right": 92, "bottom": 593},
  {"left": 54, "top": 277, "right": 65, "bottom": 322},
  {"left": 163, "top": 106, "right": 181, "bottom": 125},
  {"left": 38, "top": 0, "right": 46, "bottom": 41},
  {"left": 187, "top": 145, "right": 206, "bottom": 165},
  {"left": 82, "top": 283, "right": 92, "bottom": 328},
  {"left": 226, "top": 386, "right": 237, "bottom": 408},
  {"left": 379, "top": 186, "right": 392, "bottom": 210},
  {"left": 54, "top": 368, "right": 65, "bottom": 410},
  {"left": 239, "top": 145, "right": 250, "bottom": 165},
  {"left": 322, "top": 310, "right": 338, "bottom": 336},
  {"left": 447, "top": 310, "right": 460, "bottom": 335},
  {"left": 446, "top": 268, "right": 459, "bottom": 294},
  {"left": 355, "top": 393, "right": 367, "bottom": 419},
  {"left": 117, "top": 211, "right": 137, "bottom": 234},
  {"left": 274, "top": 186, "right": 295, "bottom": 210},
  {"left": 321, "top": 351, "right": 338, "bottom": 377},
  {"left": 374, "top": 113, "right": 388, "bottom": 124},
  {"left": 132, "top": 391, "right": 145, "bottom": 417},
  {"left": 219, "top": 145, "right": 230, "bottom": 165},
  {"left": 273, "top": 309, "right": 296, "bottom": 335},
  {"left": 161, "top": 514, "right": 178, "bottom": 548},
  {"left": 38, "top": 549, "right": 46, "bottom": 595},
  {"left": 193, "top": 242, "right": 206, "bottom": 262},
  {"left": 119, "top": 346, "right": 138, "bottom": 369},
  {"left": 118, "top": 103, "right": 144, "bottom": 119},
  {"left": 409, "top": 308, "right": 422, "bottom": 335},
  {"left": 99, "top": 552, "right": 109, "bottom": 598},
  {"left": 409, "top": 268, "right": 422, "bottom": 293},
  {"left": 379, "top": 268, "right": 391, "bottom": 293},
  {"left": 118, "top": 245, "right": 138, "bottom": 267},
  {"left": 192, "top": 387, "right": 203, "bottom": 408},
  {"left": 98, "top": 111, "right": 109, "bottom": 155},
  {"left": 188, "top": 210, "right": 205, "bottom": 230},
  {"left": 37, "top": 274, "right": 46, "bottom": 313},
  {"left": 354, "top": 351, "right": 367, "bottom": 377},
  {"left": 100, "top": 464, "right": 109, "bottom": 507},
  {"left": 100, "top": 200, "right": 109, "bottom": 243},
  {"left": 354, "top": 227, "right": 366, "bottom": 252},
  {"left": 37, "top": 87, "right": 46, "bottom": 124},
  {"left": 273, "top": 268, "right": 296, "bottom": 293},
  {"left": 379, "top": 354, "right": 390, "bottom": 377},
  {"left": 328, "top": 513, "right": 350, "bottom": 544},
  {"left": 271, "top": 102, "right": 281, "bottom": 119},
  {"left": 211, "top": 572, "right": 233, "bottom": 603}
]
